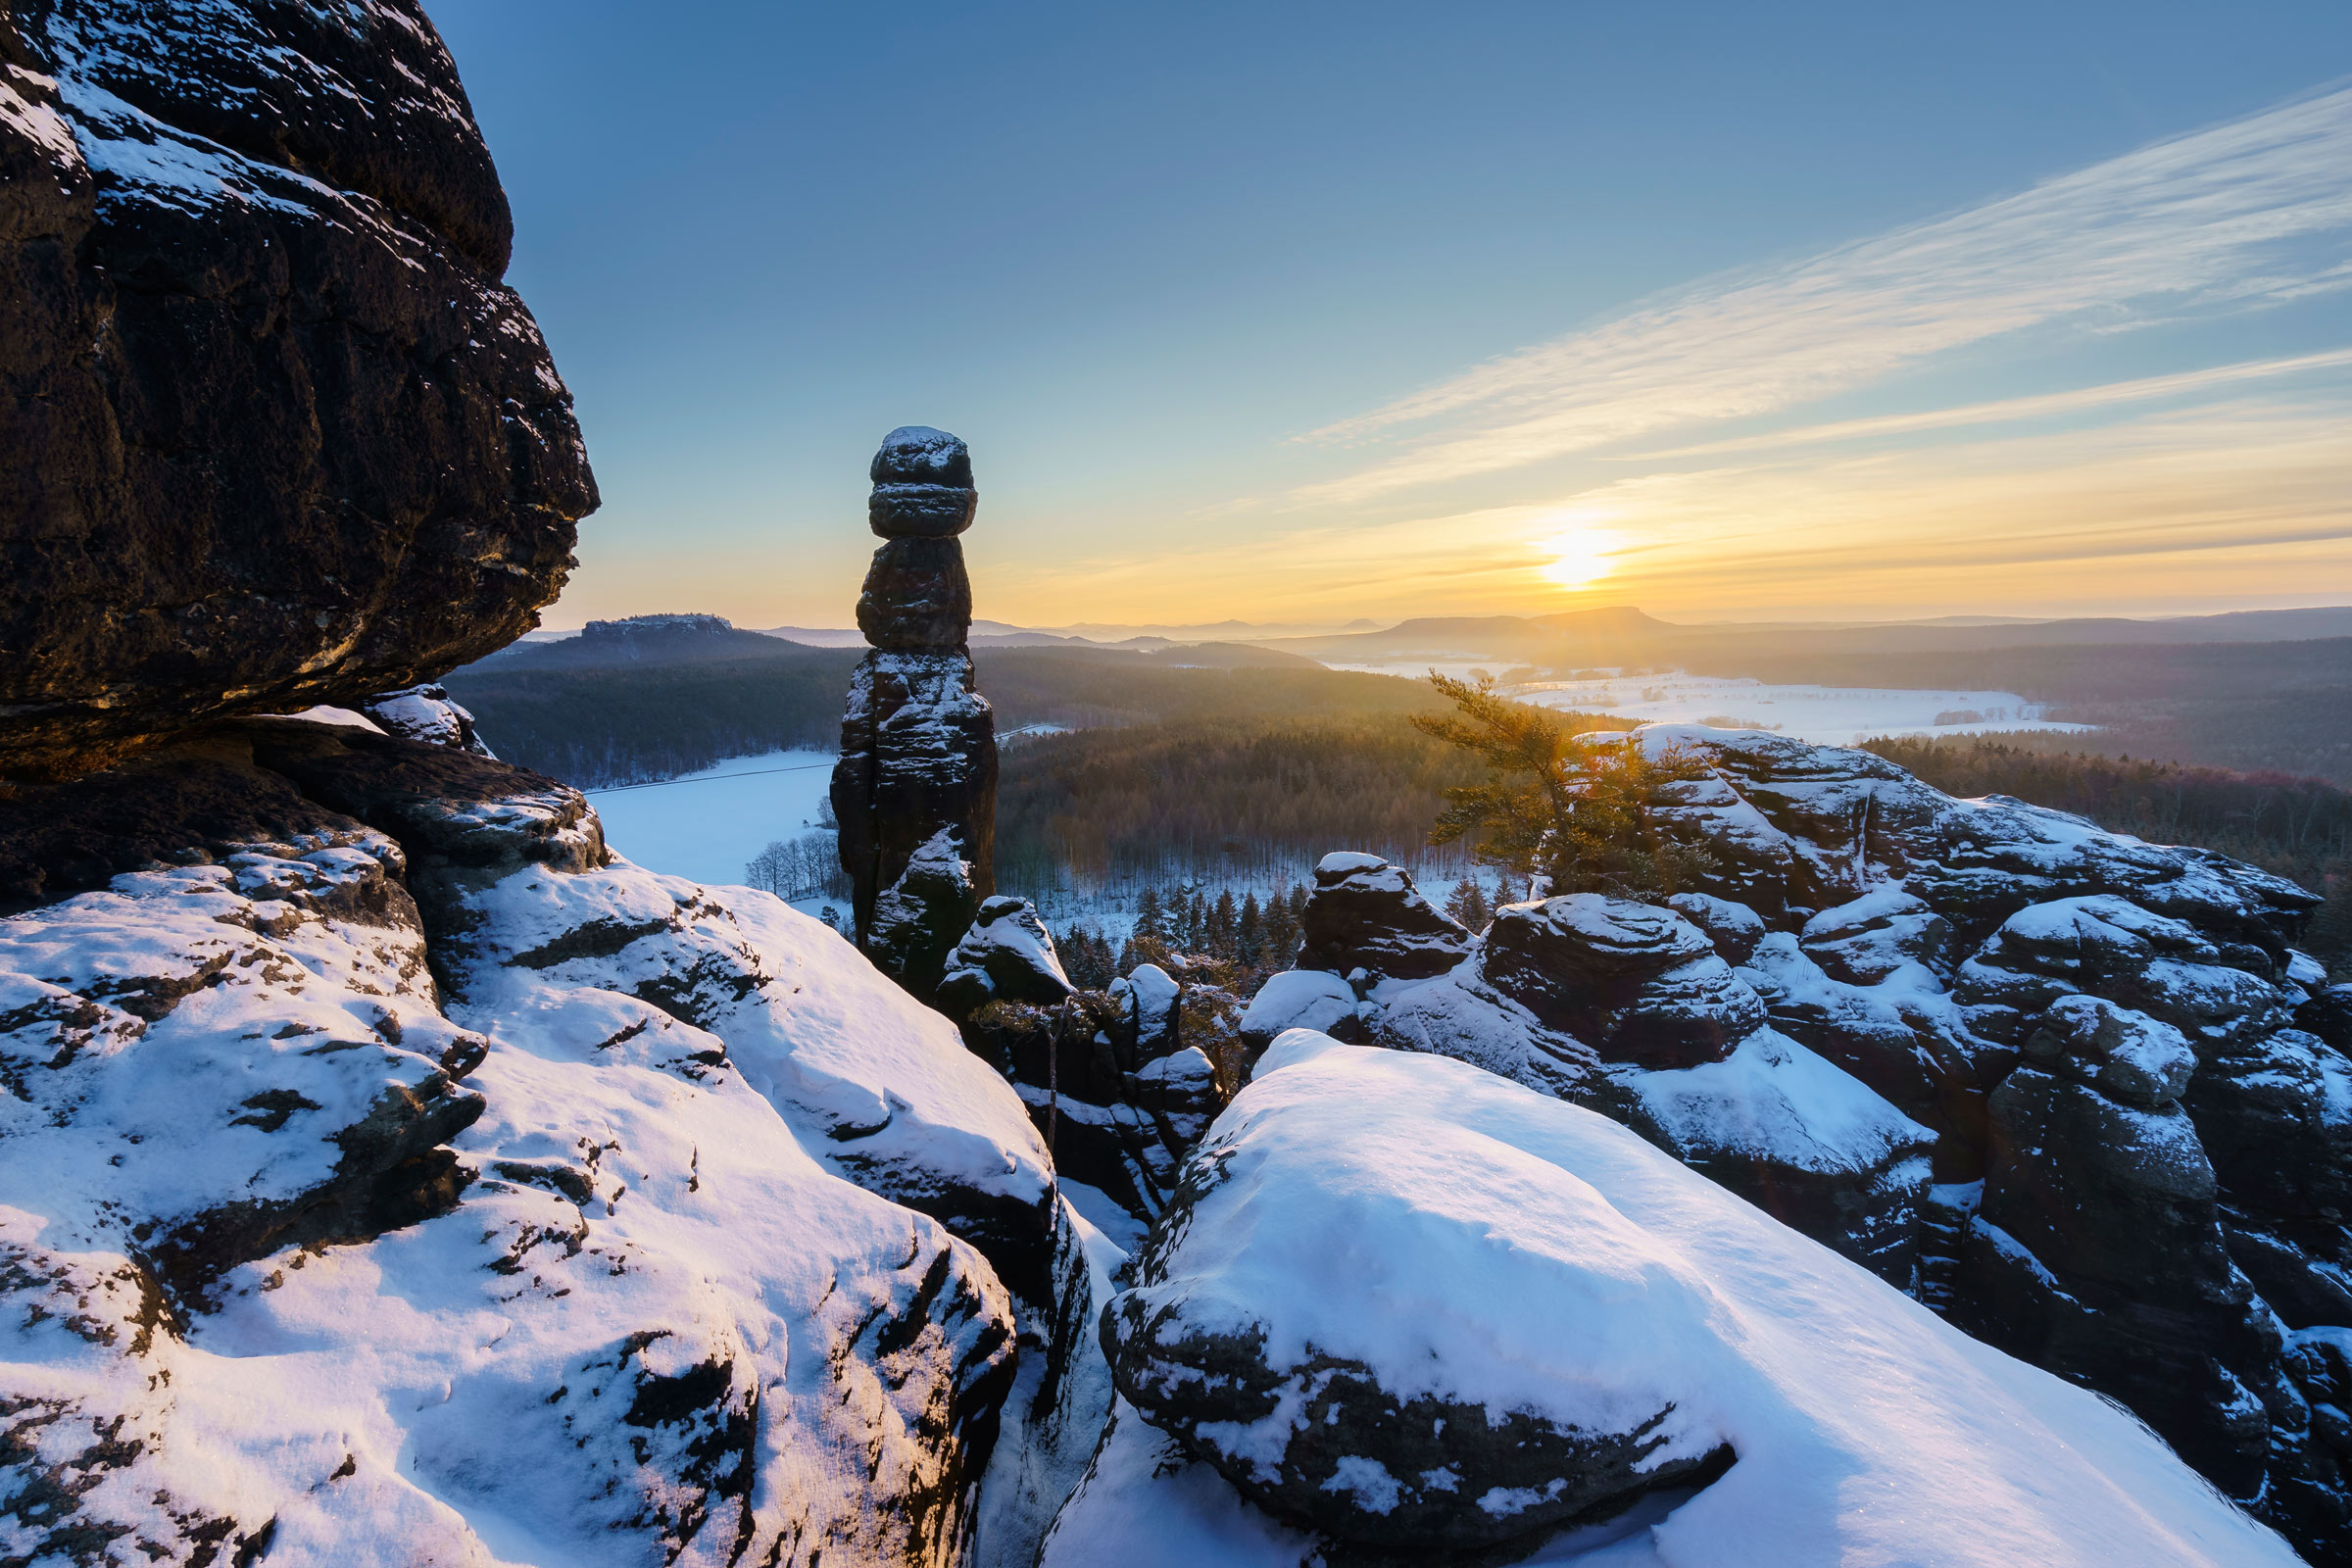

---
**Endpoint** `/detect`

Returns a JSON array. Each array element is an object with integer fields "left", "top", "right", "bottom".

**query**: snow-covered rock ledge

[
  {"left": 1050, "top": 1029, "right": 2301, "bottom": 1567},
  {"left": 0, "top": 718, "right": 1112, "bottom": 1567}
]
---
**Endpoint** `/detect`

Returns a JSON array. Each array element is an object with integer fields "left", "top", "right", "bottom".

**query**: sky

[{"left": 422, "top": 1, "right": 2352, "bottom": 631}]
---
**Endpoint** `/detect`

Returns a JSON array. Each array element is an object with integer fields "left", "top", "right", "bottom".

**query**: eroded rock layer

[{"left": 0, "top": 1, "right": 596, "bottom": 781}]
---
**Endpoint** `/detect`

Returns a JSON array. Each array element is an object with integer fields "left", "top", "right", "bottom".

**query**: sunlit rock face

[
  {"left": 832, "top": 427, "right": 1000, "bottom": 1005},
  {"left": 0, "top": 0, "right": 596, "bottom": 783},
  {"left": 1245, "top": 725, "right": 2352, "bottom": 1558}
]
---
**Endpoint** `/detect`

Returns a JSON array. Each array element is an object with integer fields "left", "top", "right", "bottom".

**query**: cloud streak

[{"left": 1293, "top": 84, "right": 2352, "bottom": 504}]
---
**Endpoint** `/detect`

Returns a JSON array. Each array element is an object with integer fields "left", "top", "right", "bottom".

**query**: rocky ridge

[{"left": 1239, "top": 725, "right": 2351, "bottom": 1557}]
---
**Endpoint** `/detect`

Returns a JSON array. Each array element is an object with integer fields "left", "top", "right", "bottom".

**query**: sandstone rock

[
  {"left": 0, "top": 1, "right": 596, "bottom": 782},
  {"left": 2021, "top": 994, "right": 2196, "bottom": 1108},
  {"left": 1741, "top": 931, "right": 2001, "bottom": 1179},
  {"left": 939, "top": 895, "right": 1077, "bottom": 1015},
  {"left": 867, "top": 424, "right": 978, "bottom": 539},
  {"left": 0, "top": 722, "right": 1036, "bottom": 1564},
  {"left": 1959, "top": 1057, "right": 2286, "bottom": 1496},
  {"left": 1294, "top": 852, "right": 1469, "bottom": 983},
  {"left": 2299, "top": 983, "right": 2352, "bottom": 1052},
  {"left": 1102, "top": 1120, "right": 1727, "bottom": 1551},
  {"left": 361, "top": 682, "right": 494, "bottom": 756},
  {"left": 833, "top": 429, "right": 998, "bottom": 1005},
  {"left": 1054, "top": 1032, "right": 2304, "bottom": 1568},
  {"left": 1483, "top": 894, "right": 1762, "bottom": 1069},
  {"left": 1237, "top": 969, "right": 1359, "bottom": 1056},
  {"left": 1667, "top": 890, "right": 1768, "bottom": 964},
  {"left": 1955, "top": 894, "right": 2291, "bottom": 1052},
  {"left": 1800, "top": 887, "right": 1956, "bottom": 985},
  {"left": 858, "top": 536, "right": 975, "bottom": 649}
]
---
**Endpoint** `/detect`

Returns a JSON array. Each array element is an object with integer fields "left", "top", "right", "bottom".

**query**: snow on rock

[
  {"left": 1296, "top": 850, "right": 1470, "bottom": 983},
  {"left": 0, "top": 725, "right": 1058, "bottom": 1565},
  {"left": 0, "top": 832, "right": 484, "bottom": 1306},
  {"left": 833, "top": 428, "right": 998, "bottom": 1005},
  {"left": 1243, "top": 729, "right": 2352, "bottom": 1553},
  {"left": 442, "top": 843, "right": 1059, "bottom": 1308},
  {"left": 1055, "top": 1032, "right": 2303, "bottom": 1568},
  {"left": 361, "top": 682, "right": 495, "bottom": 757},
  {"left": 1236, "top": 968, "right": 1357, "bottom": 1054},
  {"left": 1287, "top": 871, "right": 1935, "bottom": 1284},
  {"left": 939, "top": 894, "right": 1076, "bottom": 1015}
]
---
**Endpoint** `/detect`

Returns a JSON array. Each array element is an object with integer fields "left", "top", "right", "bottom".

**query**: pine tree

[
  {"left": 1237, "top": 893, "right": 1264, "bottom": 968},
  {"left": 1207, "top": 890, "right": 1238, "bottom": 958},
  {"left": 1414, "top": 671, "right": 1717, "bottom": 901},
  {"left": 1261, "top": 883, "right": 1302, "bottom": 972},
  {"left": 1185, "top": 889, "right": 1210, "bottom": 952},
  {"left": 1132, "top": 886, "right": 1166, "bottom": 943},
  {"left": 1444, "top": 875, "right": 1491, "bottom": 931}
]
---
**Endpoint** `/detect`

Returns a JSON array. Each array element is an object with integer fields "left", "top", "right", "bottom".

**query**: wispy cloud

[
  {"left": 1292, "top": 84, "right": 2352, "bottom": 505},
  {"left": 1628, "top": 347, "right": 2352, "bottom": 460}
]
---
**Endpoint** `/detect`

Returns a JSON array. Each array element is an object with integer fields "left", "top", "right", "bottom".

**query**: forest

[
  {"left": 446, "top": 631, "right": 2352, "bottom": 969},
  {"left": 444, "top": 642, "right": 1459, "bottom": 787}
]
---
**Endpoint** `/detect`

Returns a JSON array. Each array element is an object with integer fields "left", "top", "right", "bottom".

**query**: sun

[{"left": 1537, "top": 525, "right": 1625, "bottom": 590}]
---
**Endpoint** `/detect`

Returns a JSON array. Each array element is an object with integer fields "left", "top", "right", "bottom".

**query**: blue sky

[{"left": 423, "top": 1, "right": 2352, "bottom": 629}]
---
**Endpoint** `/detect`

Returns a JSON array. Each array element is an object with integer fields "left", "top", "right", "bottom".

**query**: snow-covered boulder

[
  {"left": 1054, "top": 1031, "right": 2303, "bottom": 1568},
  {"left": 1295, "top": 852, "right": 1470, "bottom": 983},
  {"left": 939, "top": 895, "right": 1077, "bottom": 1016},
  {"left": 1280, "top": 882, "right": 1936, "bottom": 1284},
  {"left": 1237, "top": 968, "right": 1357, "bottom": 1054},
  {"left": 361, "top": 683, "right": 495, "bottom": 757},
  {"left": 1483, "top": 895, "right": 1765, "bottom": 1069}
]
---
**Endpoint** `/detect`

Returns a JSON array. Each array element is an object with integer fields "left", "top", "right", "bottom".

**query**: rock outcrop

[
  {"left": 832, "top": 426, "right": 999, "bottom": 1004},
  {"left": 0, "top": 1, "right": 596, "bottom": 782},
  {"left": 1053, "top": 1032, "right": 2301, "bottom": 1568},
  {"left": 0, "top": 715, "right": 1094, "bottom": 1567},
  {"left": 1246, "top": 726, "right": 2351, "bottom": 1557},
  {"left": 955, "top": 954, "right": 1244, "bottom": 1225}
]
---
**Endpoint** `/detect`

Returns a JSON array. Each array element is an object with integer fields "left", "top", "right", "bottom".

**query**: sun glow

[{"left": 1537, "top": 524, "right": 1626, "bottom": 590}]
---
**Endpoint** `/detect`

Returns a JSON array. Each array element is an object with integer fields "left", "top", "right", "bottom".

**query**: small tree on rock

[{"left": 1413, "top": 671, "right": 1717, "bottom": 902}]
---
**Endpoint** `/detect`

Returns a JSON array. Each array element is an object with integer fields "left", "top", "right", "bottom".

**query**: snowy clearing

[{"left": 585, "top": 749, "right": 836, "bottom": 887}]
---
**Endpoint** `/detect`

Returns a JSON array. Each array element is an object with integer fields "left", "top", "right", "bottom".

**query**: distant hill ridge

[{"left": 1256, "top": 604, "right": 2352, "bottom": 662}]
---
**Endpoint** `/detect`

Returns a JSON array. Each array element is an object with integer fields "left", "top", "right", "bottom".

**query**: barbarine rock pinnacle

[{"left": 831, "top": 427, "right": 999, "bottom": 1004}]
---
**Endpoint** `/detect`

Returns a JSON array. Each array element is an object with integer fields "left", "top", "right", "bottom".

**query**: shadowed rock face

[
  {"left": 1246, "top": 729, "right": 2352, "bottom": 1558},
  {"left": 833, "top": 427, "right": 998, "bottom": 1004},
  {"left": 0, "top": 1, "right": 596, "bottom": 782}
]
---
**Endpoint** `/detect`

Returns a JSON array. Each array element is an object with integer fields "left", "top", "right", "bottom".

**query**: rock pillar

[{"left": 831, "top": 426, "right": 999, "bottom": 1004}]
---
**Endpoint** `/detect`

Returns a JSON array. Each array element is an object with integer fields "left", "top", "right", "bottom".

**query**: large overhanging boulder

[{"left": 0, "top": 1, "right": 597, "bottom": 781}]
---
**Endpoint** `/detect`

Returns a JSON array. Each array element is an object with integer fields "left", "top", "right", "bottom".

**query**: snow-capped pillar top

[{"left": 868, "top": 425, "right": 978, "bottom": 539}]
